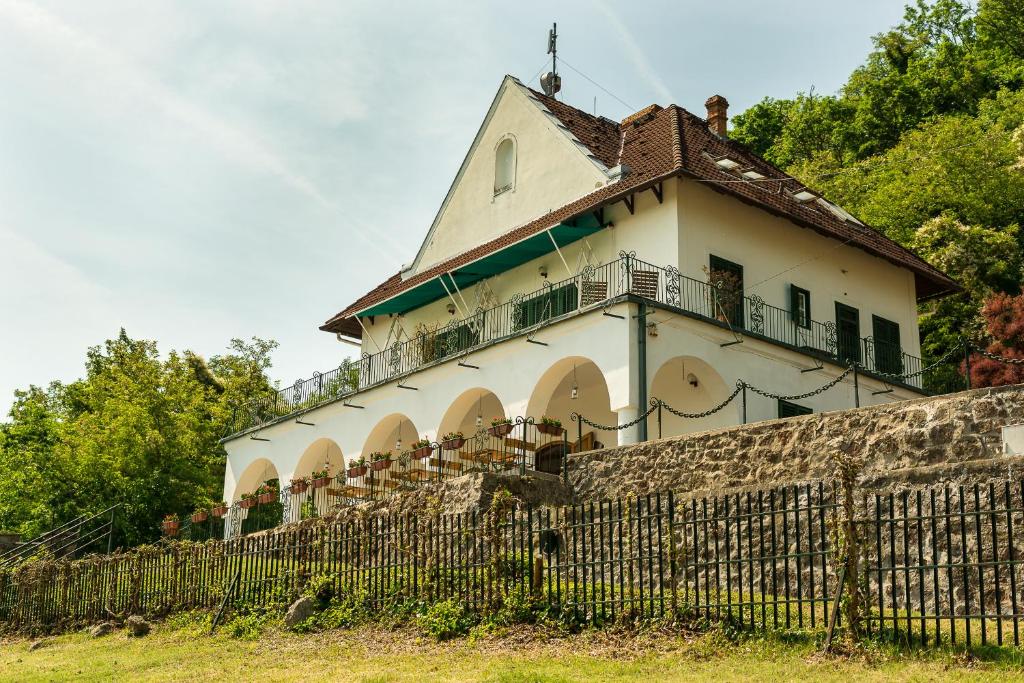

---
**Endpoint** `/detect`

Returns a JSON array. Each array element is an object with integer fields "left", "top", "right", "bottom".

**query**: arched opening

[
  {"left": 361, "top": 414, "right": 420, "bottom": 459},
  {"left": 494, "top": 137, "right": 516, "bottom": 195},
  {"left": 288, "top": 438, "right": 344, "bottom": 522},
  {"left": 647, "top": 356, "right": 735, "bottom": 439},
  {"left": 435, "top": 388, "right": 514, "bottom": 475},
  {"left": 232, "top": 458, "right": 282, "bottom": 536},
  {"left": 437, "top": 388, "right": 506, "bottom": 438},
  {"left": 294, "top": 438, "right": 343, "bottom": 481},
  {"left": 234, "top": 458, "right": 280, "bottom": 502},
  {"left": 527, "top": 357, "right": 615, "bottom": 459},
  {"left": 356, "top": 414, "right": 421, "bottom": 499}
]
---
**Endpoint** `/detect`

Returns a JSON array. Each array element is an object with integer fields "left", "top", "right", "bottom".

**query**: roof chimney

[{"left": 705, "top": 95, "right": 729, "bottom": 138}]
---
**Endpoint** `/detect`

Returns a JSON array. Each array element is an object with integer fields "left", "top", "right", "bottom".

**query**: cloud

[
  {"left": 0, "top": 0, "right": 404, "bottom": 257},
  {"left": 594, "top": 0, "right": 674, "bottom": 104}
]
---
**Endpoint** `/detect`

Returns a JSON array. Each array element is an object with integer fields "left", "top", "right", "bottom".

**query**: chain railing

[
  {"left": 572, "top": 366, "right": 861, "bottom": 441},
  {"left": 228, "top": 254, "right": 935, "bottom": 438}
]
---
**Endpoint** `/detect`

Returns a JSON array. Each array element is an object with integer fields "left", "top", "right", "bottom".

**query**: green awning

[{"left": 358, "top": 215, "right": 607, "bottom": 317}]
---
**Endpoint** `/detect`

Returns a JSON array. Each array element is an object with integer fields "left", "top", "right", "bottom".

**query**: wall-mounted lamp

[
  {"left": 538, "top": 265, "right": 548, "bottom": 279},
  {"left": 447, "top": 303, "right": 457, "bottom": 315},
  {"left": 570, "top": 364, "right": 579, "bottom": 400},
  {"left": 687, "top": 373, "right": 699, "bottom": 388}
]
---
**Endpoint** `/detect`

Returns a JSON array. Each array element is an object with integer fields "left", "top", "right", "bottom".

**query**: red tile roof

[{"left": 321, "top": 84, "right": 957, "bottom": 336}]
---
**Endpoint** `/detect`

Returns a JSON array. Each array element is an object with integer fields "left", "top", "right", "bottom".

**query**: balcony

[{"left": 225, "top": 253, "right": 931, "bottom": 439}]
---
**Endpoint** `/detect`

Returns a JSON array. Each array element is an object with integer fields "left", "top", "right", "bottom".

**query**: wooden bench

[
  {"left": 504, "top": 437, "right": 536, "bottom": 452},
  {"left": 429, "top": 458, "right": 463, "bottom": 472}
]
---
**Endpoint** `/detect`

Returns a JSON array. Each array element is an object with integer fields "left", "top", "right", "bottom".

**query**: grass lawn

[{"left": 2, "top": 621, "right": 1024, "bottom": 682}]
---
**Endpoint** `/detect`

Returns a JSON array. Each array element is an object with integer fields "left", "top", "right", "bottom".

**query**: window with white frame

[{"left": 494, "top": 137, "right": 515, "bottom": 195}]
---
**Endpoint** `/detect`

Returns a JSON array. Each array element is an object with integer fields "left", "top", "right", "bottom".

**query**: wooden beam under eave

[
  {"left": 623, "top": 194, "right": 635, "bottom": 215},
  {"left": 651, "top": 182, "right": 663, "bottom": 204}
]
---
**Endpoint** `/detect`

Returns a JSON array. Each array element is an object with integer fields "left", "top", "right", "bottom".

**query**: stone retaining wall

[{"left": 568, "top": 385, "right": 1024, "bottom": 502}]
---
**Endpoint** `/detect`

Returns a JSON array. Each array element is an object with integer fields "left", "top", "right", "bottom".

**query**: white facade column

[{"left": 616, "top": 406, "right": 642, "bottom": 446}]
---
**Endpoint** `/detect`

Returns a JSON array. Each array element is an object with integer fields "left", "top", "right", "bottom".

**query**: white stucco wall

[
  {"left": 225, "top": 300, "right": 919, "bottom": 503},
  {"left": 225, "top": 302, "right": 636, "bottom": 503},
  {"left": 676, "top": 180, "right": 922, "bottom": 359},
  {"left": 413, "top": 78, "right": 610, "bottom": 275}
]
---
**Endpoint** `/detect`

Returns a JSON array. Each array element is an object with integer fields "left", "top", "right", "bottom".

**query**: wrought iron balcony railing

[{"left": 226, "top": 253, "right": 930, "bottom": 438}]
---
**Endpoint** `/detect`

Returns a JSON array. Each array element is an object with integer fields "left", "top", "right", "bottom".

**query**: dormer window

[{"left": 494, "top": 137, "right": 516, "bottom": 196}]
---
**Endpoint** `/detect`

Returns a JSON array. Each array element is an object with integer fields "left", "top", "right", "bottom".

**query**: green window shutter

[
  {"left": 778, "top": 399, "right": 812, "bottom": 418},
  {"left": 871, "top": 316, "right": 902, "bottom": 375},
  {"left": 516, "top": 283, "right": 579, "bottom": 330},
  {"left": 790, "top": 285, "right": 810, "bottom": 329}
]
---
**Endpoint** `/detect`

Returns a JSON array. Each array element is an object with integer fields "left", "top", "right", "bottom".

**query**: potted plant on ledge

[
  {"left": 537, "top": 416, "right": 564, "bottom": 437},
  {"left": 488, "top": 417, "right": 514, "bottom": 437},
  {"left": 411, "top": 438, "right": 433, "bottom": 459},
  {"left": 441, "top": 431, "right": 465, "bottom": 451},
  {"left": 190, "top": 508, "right": 209, "bottom": 524},
  {"left": 256, "top": 482, "right": 278, "bottom": 505},
  {"left": 370, "top": 451, "right": 394, "bottom": 471},
  {"left": 239, "top": 492, "right": 257, "bottom": 509},
  {"left": 211, "top": 501, "right": 229, "bottom": 518},
  {"left": 310, "top": 467, "right": 331, "bottom": 489},
  {"left": 162, "top": 513, "right": 180, "bottom": 536},
  {"left": 290, "top": 476, "right": 310, "bottom": 494},
  {"left": 347, "top": 456, "right": 368, "bottom": 478}
]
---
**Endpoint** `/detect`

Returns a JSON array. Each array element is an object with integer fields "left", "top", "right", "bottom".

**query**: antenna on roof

[{"left": 540, "top": 23, "right": 561, "bottom": 97}]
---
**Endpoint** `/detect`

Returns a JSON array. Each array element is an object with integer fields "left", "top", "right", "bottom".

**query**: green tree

[{"left": 0, "top": 331, "right": 280, "bottom": 547}]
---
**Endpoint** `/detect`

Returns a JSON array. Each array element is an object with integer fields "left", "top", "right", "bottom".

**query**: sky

[{"left": 0, "top": 0, "right": 909, "bottom": 417}]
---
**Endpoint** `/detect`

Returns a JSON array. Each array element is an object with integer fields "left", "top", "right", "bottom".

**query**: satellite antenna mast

[{"left": 540, "top": 23, "right": 562, "bottom": 97}]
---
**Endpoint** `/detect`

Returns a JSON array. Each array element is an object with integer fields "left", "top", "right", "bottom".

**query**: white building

[{"left": 220, "top": 76, "right": 957, "bottom": 522}]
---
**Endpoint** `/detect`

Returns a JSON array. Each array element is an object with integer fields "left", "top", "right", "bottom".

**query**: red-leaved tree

[{"left": 967, "top": 293, "right": 1024, "bottom": 387}]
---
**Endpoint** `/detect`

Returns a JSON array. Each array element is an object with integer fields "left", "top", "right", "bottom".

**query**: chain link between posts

[
  {"left": 571, "top": 339, "right": 1024, "bottom": 433},
  {"left": 743, "top": 365, "right": 856, "bottom": 402},
  {"left": 655, "top": 382, "right": 745, "bottom": 419}
]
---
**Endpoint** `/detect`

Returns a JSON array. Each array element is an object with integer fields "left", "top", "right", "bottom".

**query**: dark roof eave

[
  {"left": 676, "top": 169, "right": 959, "bottom": 301},
  {"left": 318, "top": 169, "right": 681, "bottom": 333}
]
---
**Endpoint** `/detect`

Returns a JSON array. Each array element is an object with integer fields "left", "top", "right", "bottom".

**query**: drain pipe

[{"left": 636, "top": 301, "right": 648, "bottom": 442}]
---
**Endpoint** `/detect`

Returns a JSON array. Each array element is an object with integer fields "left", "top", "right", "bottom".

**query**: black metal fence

[
  {"left": 863, "top": 481, "right": 1024, "bottom": 647},
  {"left": 10, "top": 477, "right": 1024, "bottom": 651},
  {"left": 226, "top": 254, "right": 938, "bottom": 438}
]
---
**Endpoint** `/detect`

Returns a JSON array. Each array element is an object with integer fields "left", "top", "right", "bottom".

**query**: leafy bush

[
  {"left": 418, "top": 599, "right": 476, "bottom": 640},
  {"left": 224, "top": 608, "right": 278, "bottom": 639}
]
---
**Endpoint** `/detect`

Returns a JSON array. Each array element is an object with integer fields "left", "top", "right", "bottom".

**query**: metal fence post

[
  {"left": 562, "top": 431, "right": 569, "bottom": 486},
  {"left": 741, "top": 383, "right": 747, "bottom": 424},
  {"left": 107, "top": 507, "right": 115, "bottom": 555},
  {"left": 963, "top": 339, "right": 972, "bottom": 390},
  {"left": 852, "top": 364, "right": 860, "bottom": 408}
]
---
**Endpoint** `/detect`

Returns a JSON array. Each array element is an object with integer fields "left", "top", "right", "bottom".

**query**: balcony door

[
  {"left": 835, "top": 302, "right": 861, "bottom": 365},
  {"left": 709, "top": 255, "right": 744, "bottom": 328}
]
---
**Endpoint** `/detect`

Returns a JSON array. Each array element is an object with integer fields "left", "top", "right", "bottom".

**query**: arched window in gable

[{"left": 494, "top": 137, "right": 516, "bottom": 196}]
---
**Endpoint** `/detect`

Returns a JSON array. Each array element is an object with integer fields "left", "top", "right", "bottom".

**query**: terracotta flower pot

[
  {"left": 211, "top": 505, "right": 229, "bottom": 518},
  {"left": 441, "top": 437, "right": 466, "bottom": 451},
  {"left": 190, "top": 511, "right": 208, "bottom": 524},
  {"left": 162, "top": 521, "right": 179, "bottom": 536},
  {"left": 347, "top": 465, "right": 368, "bottom": 478},
  {"left": 239, "top": 498, "right": 256, "bottom": 510},
  {"left": 257, "top": 492, "right": 276, "bottom": 504},
  {"left": 537, "top": 423, "right": 564, "bottom": 437},
  {"left": 411, "top": 445, "right": 433, "bottom": 460},
  {"left": 488, "top": 423, "right": 514, "bottom": 437},
  {"left": 290, "top": 480, "right": 309, "bottom": 494},
  {"left": 371, "top": 459, "right": 393, "bottom": 472},
  {"left": 311, "top": 476, "right": 331, "bottom": 489}
]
